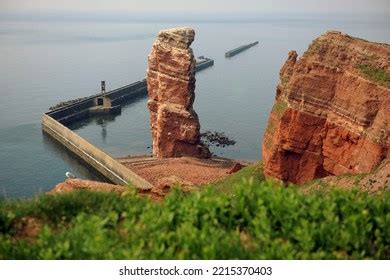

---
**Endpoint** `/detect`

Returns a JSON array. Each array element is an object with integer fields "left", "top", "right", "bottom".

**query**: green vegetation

[
  {"left": 265, "top": 100, "right": 287, "bottom": 140},
  {"left": 264, "top": 120, "right": 276, "bottom": 136},
  {"left": 1, "top": 164, "right": 389, "bottom": 259},
  {"left": 271, "top": 100, "right": 288, "bottom": 118},
  {"left": 211, "top": 162, "right": 265, "bottom": 192},
  {"left": 358, "top": 64, "right": 390, "bottom": 89},
  {"left": 263, "top": 100, "right": 287, "bottom": 145},
  {"left": 304, "top": 39, "right": 323, "bottom": 55}
]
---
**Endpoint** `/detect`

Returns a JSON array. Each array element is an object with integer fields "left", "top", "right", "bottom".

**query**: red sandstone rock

[
  {"left": 227, "top": 163, "right": 244, "bottom": 174},
  {"left": 147, "top": 27, "right": 210, "bottom": 158},
  {"left": 50, "top": 179, "right": 128, "bottom": 194},
  {"left": 263, "top": 31, "right": 390, "bottom": 184}
]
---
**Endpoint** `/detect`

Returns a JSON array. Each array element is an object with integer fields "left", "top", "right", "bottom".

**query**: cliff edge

[{"left": 262, "top": 31, "right": 389, "bottom": 184}]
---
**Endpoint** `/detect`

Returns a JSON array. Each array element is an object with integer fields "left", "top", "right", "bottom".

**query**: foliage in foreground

[{"left": 0, "top": 179, "right": 389, "bottom": 260}]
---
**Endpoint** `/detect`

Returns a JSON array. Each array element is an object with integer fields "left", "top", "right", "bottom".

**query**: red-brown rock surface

[
  {"left": 50, "top": 179, "right": 128, "bottom": 194},
  {"left": 147, "top": 27, "right": 210, "bottom": 158},
  {"left": 263, "top": 31, "right": 390, "bottom": 184}
]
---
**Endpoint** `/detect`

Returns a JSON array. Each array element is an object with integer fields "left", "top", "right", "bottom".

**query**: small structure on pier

[
  {"left": 89, "top": 82, "right": 121, "bottom": 116},
  {"left": 90, "top": 95, "right": 121, "bottom": 116}
]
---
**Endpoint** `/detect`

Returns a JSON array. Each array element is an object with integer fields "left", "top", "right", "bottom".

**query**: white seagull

[{"left": 65, "top": 172, "right": 76, "bottom": 179}]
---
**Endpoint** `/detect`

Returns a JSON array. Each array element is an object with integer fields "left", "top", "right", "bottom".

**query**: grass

[
  {"left": 1, "top": 163, "right": 389, "bottom": 260},
  {"left": 263, "top": 100, "right": 287, "bottom": 146},
  {"left": 211, "top": 161, "right": 265, "bottom": 192},
  {"left": 264, "top": 100, "right": 288, "bottom": 150},
  {"left": 271, "top": 100, "right": 288, "bottom": 118},
  {"left": 358, "top": 64, "right": 390, "bottom": 89},
  {"left": 304, "top": 39, "right": 323, "bottom": 55}
]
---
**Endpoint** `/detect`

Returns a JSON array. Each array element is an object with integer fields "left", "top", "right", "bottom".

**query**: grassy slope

[
  {"left": 0, "top": 163, "right": 389, "bottom": 259},
  {"left": 358, "top": 64, "right": 390, "bottom": 89},
  {"left": 210, "top": 161, "right": 265, "bottom": 192}
]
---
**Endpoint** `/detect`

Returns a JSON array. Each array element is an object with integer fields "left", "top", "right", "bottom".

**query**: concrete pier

[
  {"left": 225, "top": 41, "right": 259, "bottom": 58},
  {"left": 42, "top": 114, "right": 153, "bottom": 189}
]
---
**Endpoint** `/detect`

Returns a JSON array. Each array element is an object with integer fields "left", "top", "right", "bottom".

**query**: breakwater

[
  {"left": 225, "top": 41, "right": 259, "bottom": 58},
  {"left": 43, "top": 80, "right": 151, "bottom": 188},
  {"left": 48, "top": 57, "right": 214, "bottom": 125},
  {"left": 196, "top": 57, "right": 214, "bottom": 71},
  {"left": 47, "top": 80, "right": 147, "bottom": 125},
  {"left": 42, "top": 114, "right": 153, "bottom": 189}
]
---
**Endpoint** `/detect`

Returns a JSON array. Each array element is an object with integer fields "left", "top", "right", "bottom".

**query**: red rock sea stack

[
  {"left": 147, "top": 27, "right": 210, "bottom": 158},
  {"left": 262, "top": 31, "right": 389, "bottom": 184}
]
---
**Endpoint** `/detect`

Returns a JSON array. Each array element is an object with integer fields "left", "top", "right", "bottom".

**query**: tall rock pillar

[{"left": 146, "top": 27, "right": 210, "bottom": 158}]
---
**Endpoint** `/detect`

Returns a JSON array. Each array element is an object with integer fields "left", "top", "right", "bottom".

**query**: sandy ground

[
  {"left": 118, "top": 156, "right": 248, "bottom": 186},
  {"left": 49, "top": 157, "right": 250, "bottom": 202}
]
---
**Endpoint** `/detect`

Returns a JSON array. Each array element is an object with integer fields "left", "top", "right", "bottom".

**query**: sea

[{"left": 1, "top": 13, "right": 389, "bottom": 198}]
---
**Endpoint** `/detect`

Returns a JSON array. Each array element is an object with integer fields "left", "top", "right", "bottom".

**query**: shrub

[{"left": 0, "top": 180, "right": 389, "bottom": 260}]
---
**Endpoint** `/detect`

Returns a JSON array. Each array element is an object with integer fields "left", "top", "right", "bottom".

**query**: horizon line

[{"left": 1, "top": 10, "right": 390, "bottom": 23}]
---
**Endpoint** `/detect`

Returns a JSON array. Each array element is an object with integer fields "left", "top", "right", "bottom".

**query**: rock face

[
  {"left": 147, "top": 27, "right": 210, "bottom": 158},
  {"left": 50, "top": 179, "right": 129, "bottom": 194},
  {"left": 263, "top": 31, "right": 390, "bottom": 184}
]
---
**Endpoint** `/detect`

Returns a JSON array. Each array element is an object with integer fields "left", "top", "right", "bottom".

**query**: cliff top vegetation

[{"left": 1, "top": 163, "right": 389, "bottom": 260}]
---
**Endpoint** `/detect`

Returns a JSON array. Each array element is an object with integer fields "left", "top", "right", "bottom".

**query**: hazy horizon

[
  {"left": 2, "top": 0, "right": 390, "bottom": 14},
  {"left": 1, "top": 10, "right": 390, "bottom": 24},
  {"left": 1, "top": 0, "right": 389, "bottom": 24}
]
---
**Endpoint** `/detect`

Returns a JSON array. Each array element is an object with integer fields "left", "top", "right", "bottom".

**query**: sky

[{"left": 1, "top": 0, "right": 390, "bottom": 14}]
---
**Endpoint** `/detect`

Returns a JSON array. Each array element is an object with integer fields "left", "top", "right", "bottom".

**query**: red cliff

[{"left": 262, "top": 31, "right": 390, "bottom": 184}]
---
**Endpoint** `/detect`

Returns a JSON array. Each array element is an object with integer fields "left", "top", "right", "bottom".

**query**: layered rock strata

[
  {"left": 263, "top": 31, "right": 389, "bottom": 184},
  {"left": 147, "top": 27, "right": 210, "bottom": 158}
]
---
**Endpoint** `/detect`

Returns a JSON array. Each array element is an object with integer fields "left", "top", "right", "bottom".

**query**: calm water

[{"left": 1, "top": 15, "right": 389, "bottom": 198}]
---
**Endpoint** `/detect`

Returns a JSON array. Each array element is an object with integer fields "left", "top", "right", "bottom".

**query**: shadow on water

[
  {"left": 0, "top": 123, "right": 111, "bottom": 199},
  {"left": 68, "top": 113, "right": 119, "bottom": 131},
  {"left": 120, "top": 94, "right": 147, "bottom": 109},
  {"left": 42, "top": 131, "right": 111, "bottom": 184}
]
